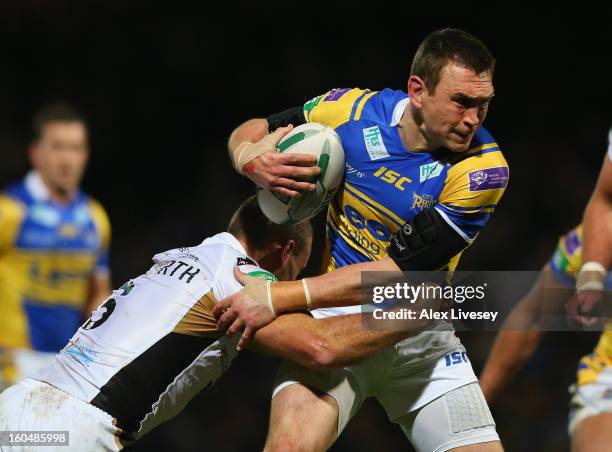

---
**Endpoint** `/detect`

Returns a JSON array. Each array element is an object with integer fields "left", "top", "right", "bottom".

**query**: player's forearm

[
  {"left": 582, "top": 158, "right": 612, "bottom": 268},
  {"left": 582, "top": 194, "right": 612, "bottom": 268},
  {"left": 314, "top": 315, "right": 416, "bottom": 368},
  {"left": 270, "top": 257, "right": 400, "bottom": 314},
  {"left": 84, "top": 274, "right": 112, "bottom": 319},
  {"left": 479, "top": 273, "right": 549, "bottom": 402},
  {"left": 227, "top": 118, "right": 269, "bottom": 158},
  {"left": 252, "top": 313, "right": 415, "bottom": 370},
  {"left": 480, "top": 329, "right": 542, "bottom": 402}
]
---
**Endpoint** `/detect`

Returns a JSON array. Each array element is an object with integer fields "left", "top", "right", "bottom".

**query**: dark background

[{"left": 0, "top": 2, "right": 610, "bottom": 451}]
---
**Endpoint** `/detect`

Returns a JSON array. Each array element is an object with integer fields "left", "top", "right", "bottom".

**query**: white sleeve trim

[
  {"left": 434, "top": 206, "right": 474, "bottom": 243},
  {"left": 390, "top": 98, "right": 410, "bottom": 126}
]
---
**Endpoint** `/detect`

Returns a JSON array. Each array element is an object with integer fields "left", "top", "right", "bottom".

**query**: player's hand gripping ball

[{"left": 257, "top": 123, "right": 345, "bottom": 224}]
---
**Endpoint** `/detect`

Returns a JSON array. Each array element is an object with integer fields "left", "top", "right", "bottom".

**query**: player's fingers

[
  {"left": 270, "top": 186, "right": 302, "bottom": 199},
  {"left": 212, "top": 300, "right": 230, "bottom": 318},
  {"left": 272, "top": 178, "right": 316, "bottom": 192},
  {"left": 277, "top": 153, "right": 318, "bottom": 167},
  {"left": 233, "top": 267, "right": 257, "bottom": 286},
  {"left": 270, "top": 125, "right": 294, "bottom": 145},
  {"left": 274, "top": 165, "right": 320, "bottom": 179},
  {"left": 237, "top": 326, "right": 253, "bottom": 351},
  {"left": 217, "top": 308, "right": 237, "bottom": 330},
  {"left": 227, "top": 318, "right": 245, "bottom": 337},
  {"left": 578, "top": 291, "right": 602, "bottom": 314},
  {"left": 581, "top": 316, "right": 600, "bottom": 327}
]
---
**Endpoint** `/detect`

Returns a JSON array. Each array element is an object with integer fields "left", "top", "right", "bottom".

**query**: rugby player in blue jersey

[
  {"left": 0, "top": 103, "right": 111, "bottom": 387},
  {"left": 220, "top": 29, "right": 507, "bottom": 451}
]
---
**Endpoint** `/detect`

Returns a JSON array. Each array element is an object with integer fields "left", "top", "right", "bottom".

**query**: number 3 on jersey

[{"left": 82, "top": 281, "right": 135, "bottom": 330}]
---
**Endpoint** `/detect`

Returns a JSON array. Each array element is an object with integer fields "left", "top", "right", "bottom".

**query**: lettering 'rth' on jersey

[
  {"left": 36, "top": 232, "right": 275, "bottom": 437},
  {"left": 301, "top": 88, "right": 508, "bottom": 275}
]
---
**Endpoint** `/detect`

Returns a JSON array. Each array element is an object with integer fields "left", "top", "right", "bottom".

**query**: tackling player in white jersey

[{"left": 0, "top": 197, "right": 424, "bottom": 451}]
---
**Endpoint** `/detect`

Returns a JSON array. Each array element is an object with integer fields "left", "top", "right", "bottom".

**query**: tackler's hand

[{"left": 213, "top": 268, "right": 277, "bottom": 351}]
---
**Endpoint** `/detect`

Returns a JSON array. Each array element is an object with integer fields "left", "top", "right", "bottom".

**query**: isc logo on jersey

[{"left": 257, "top": 123, "right": 345, "bottom": 225}]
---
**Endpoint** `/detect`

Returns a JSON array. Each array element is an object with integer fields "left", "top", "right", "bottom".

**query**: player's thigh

[
  {"left": 265, "top": 383, "right": 339, "bottom": 452},
  {"left": 571, "top": 413, "right": 612, "bottom": 452},
  {"left": 395, "top": 382, "right": 501, "bottom": 452},
  {"left": 267, "top": 358, "right": 364, "bottom": 450}
]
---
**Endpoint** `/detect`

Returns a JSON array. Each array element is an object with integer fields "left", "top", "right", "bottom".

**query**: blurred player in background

[
  {"left": 0, "top": 103, "right": 111, "bottom": 387},
  {"left": 480, "top": 126, "right": 612, "bottom": 452},
  {"left": 222, "top": 28, "right": 507, "bottom": 451},
  {"left": 0, "top": 196, "right": 426, "bottom": 451}
]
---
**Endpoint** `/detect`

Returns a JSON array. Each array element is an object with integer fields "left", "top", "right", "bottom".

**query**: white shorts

[
  {"left": 272, "top": 338, "right": 498, "bottom": 450},
  {"left": 0, "top": 378, "right": 127, "bottom": 452},
  {"left": 569, "top": 382, "right": 612, "bottom": 435}
]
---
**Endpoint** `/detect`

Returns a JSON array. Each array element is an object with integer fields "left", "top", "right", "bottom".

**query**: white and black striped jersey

[{"left": 36, "top": 232, "right": 276, "bottom": 437}]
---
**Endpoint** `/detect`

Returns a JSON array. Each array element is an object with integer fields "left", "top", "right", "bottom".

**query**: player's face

[
  {"left": 421, "top": 63, "right": 494, "bottom": 152},
  {"left": 30, "top": 121, "right": 89, "bottom": 198}
]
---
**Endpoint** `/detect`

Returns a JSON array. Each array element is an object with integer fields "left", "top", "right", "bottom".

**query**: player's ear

[
  {"left": 407, "top": 75, "right": 426, "bottom": 108},
  {"left": 281, "top": 240, "right": 296, "bottom": 265}
]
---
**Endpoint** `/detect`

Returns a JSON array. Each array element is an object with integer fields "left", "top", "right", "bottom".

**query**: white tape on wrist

[
  {"left": 302, "top": 278, "right": 312, "bottom": 309},
  {"left": 581, "top": 261, "right": 607, "bottom": 275},
  {"left": 265, "top": 280, "right": 277, "bottom": 318},
  {"left": 577, "top": 261, "right": 608, "bottom": 292},
  {"left": 578, "top": 280, "right": 605, "bottom": 292},
  {"left": 232, "top": 141, "right": 269, "bottom": 175}
]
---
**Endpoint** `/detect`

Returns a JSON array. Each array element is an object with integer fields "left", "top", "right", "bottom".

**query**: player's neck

[
  {"left": 397, "top": 104, "right": 440, "bottom": 152},
  {"left": 237, "top": 237, "right": 266, "bottom": 263},
  {"left": 39, "top": 174, "right": 77, "bottom": 205}
]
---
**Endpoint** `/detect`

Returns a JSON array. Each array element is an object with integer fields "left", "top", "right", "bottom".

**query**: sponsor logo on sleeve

[
  {"left": 246, "top": 270, "right": 278, "bottom": 282},
  {"left": 236, "top": 257, "right": 257, "bottom": 267},
  {"left": 564, "top": 230, "right": 581, "bottom": 254},
  {"left": 363, "top": 126, "right": 389, "bottom": 160},
  {"left": 468, "top": 167, "right": 509, "bottom": 191},
  {"left": 324, "top": 88, "right": 351, "bottom": 102}
]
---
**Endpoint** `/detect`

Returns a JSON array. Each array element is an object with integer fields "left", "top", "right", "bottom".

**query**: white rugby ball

[{"left": 257, "top": 123, "right": 345, "bottom": 224}]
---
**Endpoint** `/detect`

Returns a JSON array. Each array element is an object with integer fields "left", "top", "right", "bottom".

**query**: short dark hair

[
  {"left": 228, "top": 195, "right": 313, "bottom": 256},
  {"left": 32, "top": 102, "right": 86, "bottom": 140},
  {"left": 410, "top": 28, "right": 495, "bottom": 93}
]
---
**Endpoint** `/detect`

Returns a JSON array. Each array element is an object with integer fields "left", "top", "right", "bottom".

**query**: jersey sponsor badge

[
  {"left": 324, "top": 88, "right": 351, "bottom": 102},
  {"left": 363, "top": 126, "right": 389, "bottom": 160},
  {"left": 419, "top": 162, "right": 444, "bottom": 182},
  {"left": 236, "top": 257, "right": 257, "bottom": 267},
  {"left": 246, "top": 270, "right": 278, "bottom": 282},
  {"left": 30, "top": 204, "right": 61, "bottom": 227},
  {"left": 468, "top": 167, "right": 509, "bottom": 191}
]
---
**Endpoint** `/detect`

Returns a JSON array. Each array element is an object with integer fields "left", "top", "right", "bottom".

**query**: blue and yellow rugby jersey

[
  {"left": 0, "top": 171, "right": 111, "bottom": 352},
  {"left": 550, "top": 225, "right": 612, "bottom": 386},
  {"left": 302, "top": 88, "right": 509, "bottom": 273}
]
